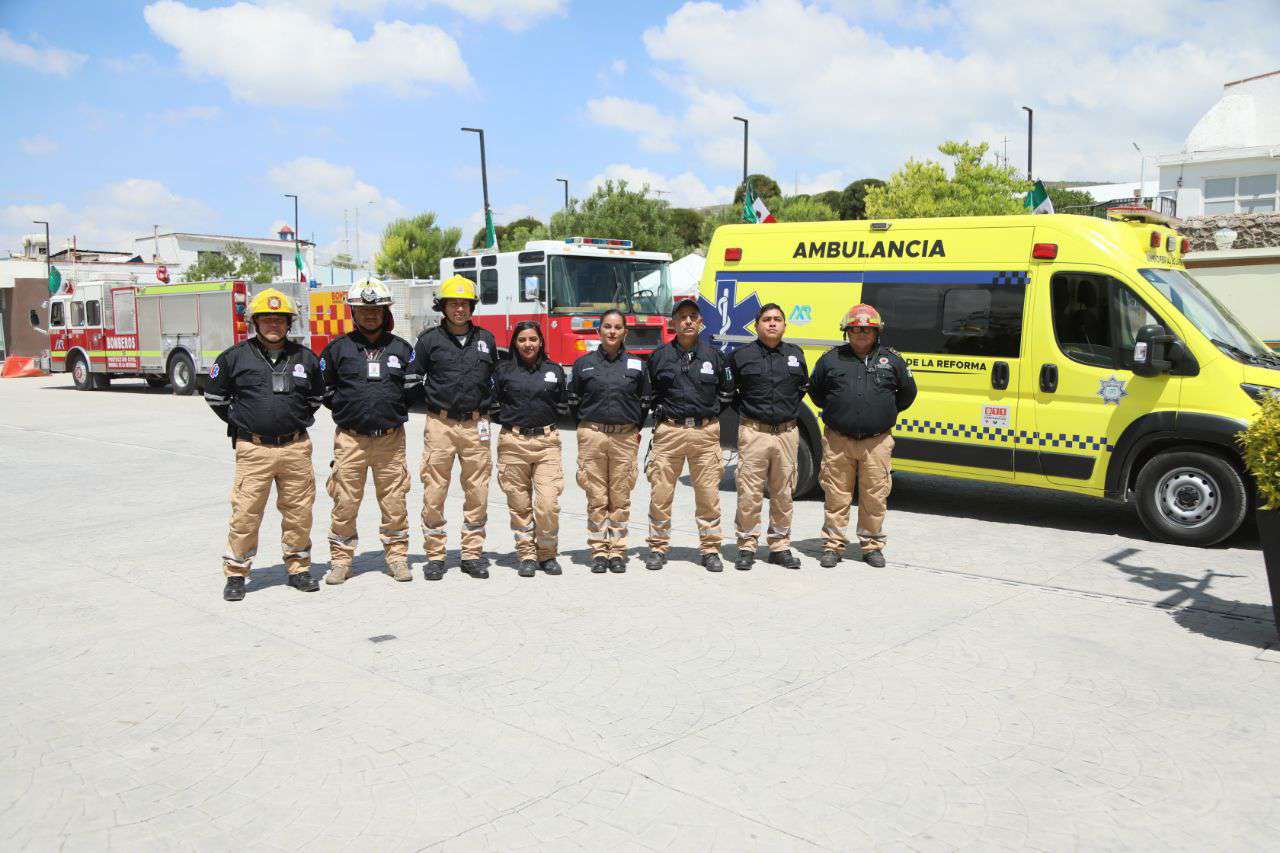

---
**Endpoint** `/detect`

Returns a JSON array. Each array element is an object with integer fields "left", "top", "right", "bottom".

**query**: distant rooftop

[{"left": 1185, "top": 69, "right": 1280, "bottom": 152}]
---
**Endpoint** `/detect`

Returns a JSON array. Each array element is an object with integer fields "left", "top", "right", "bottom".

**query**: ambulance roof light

[
  {"left": 1031, "top": 243, "right": 1058, "bottom": 260},
  {"left": 1150, "top": 230, "right": 1161, "bottom": 248},
  {"left": 1180, "top": 237, "right": 1190, "bottom": 254},
  {"left": 564, "top": 236, "right": 633, "bottom": 249}
]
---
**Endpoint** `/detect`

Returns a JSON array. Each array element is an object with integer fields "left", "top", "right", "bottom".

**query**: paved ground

[{"left": 2, "top": 373, "right": 1278, "bottom": 851}]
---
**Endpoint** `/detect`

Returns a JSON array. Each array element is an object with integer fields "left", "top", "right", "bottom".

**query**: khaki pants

[
  {"left": 577, "top": 422, "right": 640, "bottom": 559},
  {"left": 735, "top": 419, "right": 799, "bottom": 553},
  {"left": 224, "top": 435, "right": 315, "bottom": 577},
  {"left": 420, "top": 412, "right": 491, "bottom": 561},
  {"left": 327, "top": 428, "right": 410, "bottom": 568},
  {"left": 646, "top": 420, "right": 724, "bottom": 554},
  {"left": 497, "top": 428, "right": 564, "bottom": 561},
  {"left": 819, "top": 430, "right": 894, "bottom": 554}
]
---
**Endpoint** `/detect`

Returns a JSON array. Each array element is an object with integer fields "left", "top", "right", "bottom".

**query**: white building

[
  {"left": 132, "top": 226, "right": 316, "bottom": 281},
  {"left": 1156, "top": 70, "right": 1280, "bottom": 217}
]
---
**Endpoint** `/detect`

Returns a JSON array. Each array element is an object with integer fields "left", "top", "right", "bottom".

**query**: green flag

[
  {"left": 483, "top": 208, "right": 498, "bottom": 250},
  {"left": 1024, "top": 179, "right": 1054, "bottom": 214},
  {"left": 741, "top": 183, "right": 759, "bottom": 224},
  {"left": 47, "top": 265, "right": 61, "bottom": 294}
]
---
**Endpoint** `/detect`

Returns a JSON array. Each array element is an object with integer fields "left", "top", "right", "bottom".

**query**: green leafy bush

[{"left": 1239, "top": 395, "right": 1280, "bottom": 510}]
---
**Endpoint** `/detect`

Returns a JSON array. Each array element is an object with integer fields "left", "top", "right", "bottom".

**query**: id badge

[
  {"left": 366, "top": 361, "right": 383, "bottom": 381},
  {"left": 271, "top": 373, "right": 289, "bottom": 394},
  {"left": 477, "top": 418, "right": 490, "bottom": 440}
]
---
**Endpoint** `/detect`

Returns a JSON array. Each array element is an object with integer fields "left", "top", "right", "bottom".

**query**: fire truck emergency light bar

[{"left": 564, "top": 237, "right": 633, "bottom": 248}]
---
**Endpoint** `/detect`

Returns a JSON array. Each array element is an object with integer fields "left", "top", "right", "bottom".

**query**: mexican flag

[
  {"left": 295, "top": 248, "right": 310, "bottom": 285},
  {"left": 1024, "top": 179, "right": 1054, "bottom": 214},
  {"left": 47, "top": 265, "right": 62, "bottom": 294},
  {"left": 482, "top": 207, "right": 498, "bottom": 250},
  {"left": 742, "top": 183, "right": 775, "bottom": 224}
]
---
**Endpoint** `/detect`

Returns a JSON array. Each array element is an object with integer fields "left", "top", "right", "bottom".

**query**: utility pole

[
  {"left": 152, "top": 224, "right": 160, "bottom": 262},
  {"left": 461, "top": 127, "right": 493, "bottom": 248},
  {"left": 32, "top": 219, "right": 50, "bottom": 291},
  {"left": 1021, "top": 106, "right": 1034, "bottom": 180},
  {"left": 733, "top": 116, "right": 749, "bottom": 192},
  {"left": 1001, "top": 136, "right": 1009, "bottom": 169},
  {"left": 284, "top": 193, "right": 299, "bottom": 282},
  {"left": 1132, "top": 142, "right": 1146, "bottom": 203},
  {"left": 556, "top": 177, "right": 569, "bottom": 210}
]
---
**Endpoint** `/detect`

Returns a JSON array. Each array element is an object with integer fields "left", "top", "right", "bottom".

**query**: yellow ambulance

[{"left": 699, "top": 209, "right": 1280, "bottom": 546}]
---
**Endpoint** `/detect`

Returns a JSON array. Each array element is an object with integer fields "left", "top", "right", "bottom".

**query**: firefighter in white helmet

[
  {"left": 319, "top": 279, "right": 418, "bottom": 585},
  {"left": 410, "top": 275, "right": 499, "bottom": 580},
  {"left": 204, "top": 288, "right": 325, "bottom": 601}
]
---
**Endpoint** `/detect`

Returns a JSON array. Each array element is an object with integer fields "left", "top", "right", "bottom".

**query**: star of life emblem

[{"left": 1097, "top": 375, "right": 1128, "bottom": 405}]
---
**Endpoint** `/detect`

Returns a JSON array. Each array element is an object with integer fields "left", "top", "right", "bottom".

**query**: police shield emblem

[{"left": 1097, "top": 375, "right": 1128, "bottom": 405}]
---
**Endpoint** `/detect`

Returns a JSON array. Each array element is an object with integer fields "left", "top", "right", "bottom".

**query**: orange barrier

[{"left": 1, "top": 357, "right": 47, "bottom": 378}]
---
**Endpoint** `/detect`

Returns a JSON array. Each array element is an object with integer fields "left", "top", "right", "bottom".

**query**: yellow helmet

[
  {"left": 438, "top": 274, "right": 478, "bottom": 302},
  {"left": 248, "top": 288, "right": 298, "bottom": 320}
]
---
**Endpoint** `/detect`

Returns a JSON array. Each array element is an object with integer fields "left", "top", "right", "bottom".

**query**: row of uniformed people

[{"left": 205, "top": 278, "right": 916, "bottom": 601}]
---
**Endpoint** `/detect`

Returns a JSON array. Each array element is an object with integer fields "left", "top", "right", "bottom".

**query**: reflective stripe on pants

[
  {"left": 327, "top": 428, "right": 411, "bottom": 567},
  {"left": 819, "top": 430, "right": 894, "bottom": 554},
  {"left": 734, "top": 421, "right": 798, "bottom": 553},
  {"left": 498, "top": 430, "right": 564, "bottom": 562},
  {"left": 224, "top": 435, "right": 315, "bottom": 577}
]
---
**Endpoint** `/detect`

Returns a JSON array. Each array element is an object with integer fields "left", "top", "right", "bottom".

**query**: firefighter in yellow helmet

[
  {"left": 204, "top": 288, "right": 325, "bottom": 601},
  {"left": 319, "top": 279, "right": 417, "bottom": 585},
  {"left": 410, "top": 274, "right": 499, "bottom": 580},
  {"left": 807, "top": 303, "right": 917, "bottom": 569}
]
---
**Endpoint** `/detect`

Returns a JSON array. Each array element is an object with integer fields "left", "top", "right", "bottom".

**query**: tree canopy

[
  {"left": 1046, "top": 186, "right": 1098, "bottom": 214},
  {"left": 837, "top": 179, "right": 886, "bottom": 220},
  {"left": 772, "top": 195, "right": 838, "bottom": 222},
  {"left": 181, "top": 241, "right": 279, "bottom": 283},
  {"left": 549, "top": 180, "right": 687, "bottom": 256},
  {"left": 375, "top": 212, "right": 461, "bottom": 280},
  {"left": 472, "top": 216, "right": 549, "bottom": 251},
  {"left": 732, "top": 173, "right": 782, "bottom": 206},
  {"left": 865, "top": 142, "right": 1030, "bottom": 219},
  {"left": 669, "top": 208, "right": 706, "bottom": 250}
]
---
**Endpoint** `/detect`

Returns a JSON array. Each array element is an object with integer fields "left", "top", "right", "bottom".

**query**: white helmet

[{"left": 347, "top": 279, "right": 393, "bottom": 307}]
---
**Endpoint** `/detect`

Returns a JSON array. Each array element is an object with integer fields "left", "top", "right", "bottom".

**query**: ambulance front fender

[{"left": 1105, "top": 411, "right": 1248, "bottom": 500}]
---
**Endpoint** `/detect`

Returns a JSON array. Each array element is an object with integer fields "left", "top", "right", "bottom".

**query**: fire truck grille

[{"left": 626, "top": 326, "right": 662, "bottom": 349}]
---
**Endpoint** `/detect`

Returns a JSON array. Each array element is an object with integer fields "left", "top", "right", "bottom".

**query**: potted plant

[{"left": 1239, "top": 394, "right": 1280, "bottom": 636}]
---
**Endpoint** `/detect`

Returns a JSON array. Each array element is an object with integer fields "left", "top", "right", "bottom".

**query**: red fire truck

[
  {"left": 439, "top": 237, "right": 674, "bottom": 364},
  {"left": 43, "top": 276, "right": 309, "bottom": 395}
]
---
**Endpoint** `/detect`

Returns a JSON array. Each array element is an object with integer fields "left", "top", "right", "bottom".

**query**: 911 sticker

[{"left": 981, "top": 405, "right": 1011, "bottom": 428}]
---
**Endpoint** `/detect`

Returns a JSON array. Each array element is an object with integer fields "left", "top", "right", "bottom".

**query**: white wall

[
  {"left": 1159, "top": 155, "right": 1280, "bottom": 218},
  {"left": 133, "top": 234, "right": 317, "bottom": 280}
]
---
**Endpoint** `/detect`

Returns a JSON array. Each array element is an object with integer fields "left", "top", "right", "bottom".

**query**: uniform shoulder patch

[{"left": 209, "top": 362, "right": 220, "bottom": 379}]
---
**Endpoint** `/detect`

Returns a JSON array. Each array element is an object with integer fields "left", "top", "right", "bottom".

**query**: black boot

[
  {"left": 608, "top": 557, "right": 626, "bottom": 573},
  {"left": 591, "top": 556, "right": 609, "bottom": 574},
  {"left": 702, "top": 553, "right": 723, "bottom": 573},
  {"left": 644, "top": 551, "right": 666, "bottom": 571},
  {"left": 863, "top": 550, "right": 886, "bottom": 568},
  {"left": 539, "top": 558, "right": 562, "bottom": 575},
  {"left": 518, "top": 559, "right": 538, "bottom": 578},
  {"left": 223, "top": 576, "right": 245, "bottom": 601},
  {"left": 734, "top": 549, "right": 755, "bottom": 571},
  {"left": 819, "top": 550, "right": 841, "bottom": 568},
  {"left": 460, "top": 559, "right": 489, "bottom": 579},
  {"left": 286, "top": 570, "right": 319, "bottom": 592},
  {"left": 767, "top": 549, "right": 802, "bottom": 570},
  {"left": 423, "top": 561, "right": 445, "bottom": 581}
]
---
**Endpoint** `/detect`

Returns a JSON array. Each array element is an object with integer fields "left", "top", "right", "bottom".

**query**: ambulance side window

[
  {"left": 50, "top": 303, "right": 65, "bottom": 327},
  {"left": 71, "top": 301, "right": 85, "bottom": 327},
  {"left": 86, "top": 300, "right": 101, "bottom": 326},
  {"left": 479, "top": 269, "right": 498, "bottom": 305},
  {"left": 1050, "top": 273, "right": 1162, "bottom": 370},
  {"left": 863, "top": 281, "right": 1024, "bottom": 358}
]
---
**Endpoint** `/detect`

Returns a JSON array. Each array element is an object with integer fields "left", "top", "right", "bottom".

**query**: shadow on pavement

[{"left": 1105, "top": 546, "right": 1276, "bottom": 648}]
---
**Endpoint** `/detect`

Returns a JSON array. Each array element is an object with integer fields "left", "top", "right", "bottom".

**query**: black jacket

[
  {"left": 410, "top": 324, "right": 498, "bottom": 417},
  {"left": 729, "top": 339, "right": 809, "bottom": 424},
  {"left": 646, "top": 338, "right": 732, "bottom": 422},
  {"left": 808, "top": 343, "right": 917, "bottom": 438},
  {"left": 320, "top": 330, "right": 415, "bottom": 432},
  {"left": 494, "top": 357, "right": 567, "bottom": 428},
  {"left": 204, "top": 338, "right": 324, "bottom": 437},
  {"left": 568, "top": 347, "right": 650, "bottom": 426}
]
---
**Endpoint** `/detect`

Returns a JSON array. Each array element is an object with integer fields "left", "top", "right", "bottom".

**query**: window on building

[
  {"left": 860, "top": 281, "right": 1026, "bottom": 358},
  {"left": 479, "top": 269, "right": 499, "bottom": 305},
  {"left": 196, "top": 250, "right": 224, "bottom": 264},
  {"left": 1051, "top": 272, "right": 1164, "bottom": 370},
  {"left": 1204, "top": 174, "right": 1278, "bottom": 214},
  {"left": 259, "top": 253, "right": 283, "bottom": 276}
]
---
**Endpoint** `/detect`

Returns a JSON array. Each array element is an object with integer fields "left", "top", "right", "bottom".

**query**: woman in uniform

[
  {"left": 568, "top": 309, "right": 650, "bottom": 574},
  {"left": 494, "top": 321, "right": 567, "bottom": 577}
]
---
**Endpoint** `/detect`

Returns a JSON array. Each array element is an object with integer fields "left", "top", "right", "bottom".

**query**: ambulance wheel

[
  {"left": 70, "top": 354, "right": 94, "bottom": 391},
  {"left": 1134, "top": 451, "right": 1247, "bottom": 547},
  {"left": 794, "top": 434, "right": 818, "bottom": 499},
  {"left": 145, "top": 375, "right": 168, "bottom": 389},
  {"left": 168, "top": 353, "right": 197, "bottom": 396}
]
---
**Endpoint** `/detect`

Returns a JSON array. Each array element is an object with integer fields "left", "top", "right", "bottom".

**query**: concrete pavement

[{"left": 1, "top": 373, "right": 1277, "bottom": 850}]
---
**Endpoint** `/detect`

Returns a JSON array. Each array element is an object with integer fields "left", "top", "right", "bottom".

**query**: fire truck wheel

[
  {"left": 70, "top": 354, "right": 94, "bottom": 391},
  {"left": 92, "top": 373, "right": 112, "bottom": 391},
  {"left": 168, "top": 353, "right": 197, "bottom": 396},
  {"left": 145, "top": 375, "right": 168, "bottom": 389}
]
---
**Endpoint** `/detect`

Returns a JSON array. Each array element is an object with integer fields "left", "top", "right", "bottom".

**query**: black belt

[
  {"left": 428, "top": 407, "right": 480, "bottom": 421},
  {"left": 502, "top": 424, "right": 557, "bottom": 436},
  {"left": 238, "top": 430, "right": 304, "bottom": 446},
  {"left": 583, "top": 421, "right": 635, "bottom": 434},
  {"left": 660, "top": 415, "right": 712, "bottom": 428},
  {"left": 743, "top": 417, "right": 796, "bottom": 434},
  {"left": 832, "top": 427, "right": 890, "bottom": 441},
  {"left": 340, "top": 425, "right": 403, "bottom": 438}
]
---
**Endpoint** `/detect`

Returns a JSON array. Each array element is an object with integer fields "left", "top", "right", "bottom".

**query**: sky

[{"left": 2, "top": 0, "right": 1277, "bottom": 264}]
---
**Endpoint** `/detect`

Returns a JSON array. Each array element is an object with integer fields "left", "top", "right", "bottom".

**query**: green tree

[
  {"left": 865, "top": 142, "right": 1029, "bottom": 219},
  {"left": 1047, "top": 186, "right": 1098, "bottom": 214},
  {"left": 732, "top": 173, "right": 782, "bottom": 206},
  {"left": 813, "top": 189, "right": 843, "bottom": 212},
  {"left": 182, "top": 240, "right": 278, "bottom": 283},
  {"left": 772, "top": 195, "right": 838, "bottom": 222},
  {"left": 472, "top": 216, "right": 549, "bottom": 250},
  {"left": 669, "top": 207, "right": 706, "bottom": 249},
  {"left": 549, "top": 180, "right": 685, "bottom": 255},
  {"left": 699, "top": 205, "right": 740, "bottom": 248},
  {"left": 375, "top": 212, "right": 461, "bottom": 280},
  {"left": 835, "top": 179, "right": 885, "bottom": 220}
]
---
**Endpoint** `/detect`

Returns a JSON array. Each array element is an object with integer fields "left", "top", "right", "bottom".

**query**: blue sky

[{"left": 3, "top": 1, "right": 1277, "bottom": 262}]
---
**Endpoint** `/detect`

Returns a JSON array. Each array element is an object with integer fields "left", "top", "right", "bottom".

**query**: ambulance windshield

[
  {"left": 1139, "top": 268, "right": 1276, "bottom": 364},
  {"left": 548, "top": 256, "right": 671, "bottom": 316}
]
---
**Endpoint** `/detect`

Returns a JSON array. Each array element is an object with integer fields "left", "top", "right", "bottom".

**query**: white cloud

[
  {"left": 587, "top": 97, "right": 679, "bottom": 153},
  {"left": 267, "top": 157, "right": 409, "bottom": 259},
  {"left": 1, "top": 179, "right": 215, "bottom": 253},
  {"left": 103, "top": 52, "right": 159, "bottom": 74},
  {"left": 639, "top": 0, "right": 1280, "bottom": 181},
  {"left": 610, "top": 58, "right": 627, "bottom": 76},
  {"left": 427, "top": 0, "right": 567, "bottom": 30},
  {"left": 19, "top": 135, "right": 59, "bottom": 156},
  {"left": 588, "top": 164, "right": 735, "bottom": 210},
  {"left": 143, "top": 0, "right": 472, "bottom": 106},
  {"left": 0, "top": 30, "right": 87, "bottom": 76}
]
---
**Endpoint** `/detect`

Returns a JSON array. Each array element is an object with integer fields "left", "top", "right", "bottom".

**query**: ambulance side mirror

[{"left": 1132, "top": 324, "right": 1175, "bottom": 377}]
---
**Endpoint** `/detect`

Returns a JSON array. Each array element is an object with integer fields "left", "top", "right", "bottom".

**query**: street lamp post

[
  {"left": 284, "top": 193, "right": 299, "bottom": 282},
  {"left": 461, "top": 127, "right": 493, "bottom": 248},
  {"left": 1132, "top": 142, "right": 1146, "bottom": 204},
  {"left": 1021, "top": 106, "right": 1034, "bottom": 180},
  {"left": 733, "top": 115, "right": 749, "bottom": 192},
  {"left": 32, "top": 219, "right": 50, "bottom": 291},
  {"left": 556, "top": 177, "right": 569, "bottom": 210}
]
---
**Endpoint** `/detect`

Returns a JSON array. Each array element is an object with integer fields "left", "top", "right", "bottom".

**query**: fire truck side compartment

[{"left": 137, "top": 295, "right": 163, "bottom": 372}]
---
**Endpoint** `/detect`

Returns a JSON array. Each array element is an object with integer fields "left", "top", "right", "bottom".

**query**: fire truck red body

[{"left": 439, "top": 237, "right": 674, "bottom": 363}]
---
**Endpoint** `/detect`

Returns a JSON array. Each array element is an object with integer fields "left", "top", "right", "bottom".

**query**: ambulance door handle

[
  {"left": 991, "top": 361, "right": 1010, "bottom": 390},
  {"left": 1039, "top": 363, "right": 1058, "bottom": 393}
]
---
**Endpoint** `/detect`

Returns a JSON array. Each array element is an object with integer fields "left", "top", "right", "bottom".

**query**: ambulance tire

[
  {"left": 168, "top": 352, "right": 197, "bottom": 396},
  {"left": 794, "top": 433, "right": 819, "bottom": 500},
  {"left": 1134, "top": 451, "right": 1247, "bottom": 547},
  {"left": 70, "top": 354, "right": 94, "bottom": 391}
]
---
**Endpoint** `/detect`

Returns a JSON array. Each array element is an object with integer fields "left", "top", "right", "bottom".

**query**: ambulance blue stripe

[
  {"left": 864, "top": 271, "right": 1024, "bottom": 285},
  {"left": 716, "top": 271, "right": 862, "bottom": 283},
  {"left": 716, "top": 270, "right": 1027, "bottom": 285}
]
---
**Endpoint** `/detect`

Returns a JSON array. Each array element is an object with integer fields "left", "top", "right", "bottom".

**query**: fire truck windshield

[{"left": 548, "top": 255, "right": 671, "bottom": 316}]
